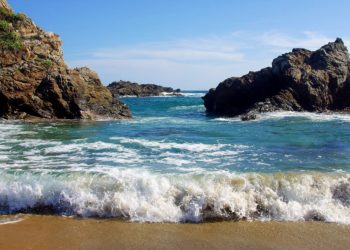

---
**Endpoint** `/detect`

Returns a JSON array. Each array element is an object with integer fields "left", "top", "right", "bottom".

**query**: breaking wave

[
  {"left": 181, "top": 92, "right": 207, "bottom": 97},
  {"left": 0, "top": 169, "right": 348, "bottom": 223}
]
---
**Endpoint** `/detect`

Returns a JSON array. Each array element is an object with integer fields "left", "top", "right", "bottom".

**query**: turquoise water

[{"left": 0, "top": 91, "right": 349, "bottom": 223}]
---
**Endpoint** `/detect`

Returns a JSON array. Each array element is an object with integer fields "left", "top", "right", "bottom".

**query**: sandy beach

[{"left": 0, "top": 215, "right": 349, "bottom": 250}]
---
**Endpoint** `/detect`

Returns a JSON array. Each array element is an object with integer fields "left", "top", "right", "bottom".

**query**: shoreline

[{"left": 0, "top": 215, "right": 349, "bottom": 250}]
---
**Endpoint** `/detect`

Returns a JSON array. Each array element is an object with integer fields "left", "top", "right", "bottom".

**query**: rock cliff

[
  {"left": 203, "top": 39, "right": 350, "bottom": 120},
  {"left": 0, "top": 0, "right": 11, "bottom": 11},
  {"left": 0, "top": 0, "right": 131, "bottom": 120},
  {"left": 107, "top": 81, "right": 182, "bottom": 97}
]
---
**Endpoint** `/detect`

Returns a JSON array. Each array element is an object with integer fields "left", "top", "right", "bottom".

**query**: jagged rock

[
  {"left": 107, "top": 80, "right": 182, "bottom": 97},
  {"left": 203, "top": 38, "right": 350, "bottom": 120},
  {"left": 0, "top": 1, "right": 131, "bottom": 120}
]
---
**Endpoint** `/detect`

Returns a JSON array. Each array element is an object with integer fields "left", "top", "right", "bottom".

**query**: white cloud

[
  {"left": 261, "top": 31, "right": 335, "bottom": 50},
  {"left": 67, "top": 32, "right": 349, "bottom": 90},
  {"left": 92, "top": 38, "right": 244, "bottom": 63}
]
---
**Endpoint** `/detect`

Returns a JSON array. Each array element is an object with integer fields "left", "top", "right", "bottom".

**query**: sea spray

[{"left": 0, "top": 169, "right": 349, "bottom": 223}]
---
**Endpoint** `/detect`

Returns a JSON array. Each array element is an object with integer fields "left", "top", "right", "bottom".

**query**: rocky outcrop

[
  {"left": 203, "top": 38, "right": 350, "bottom": 120},
  {"left": 0, "top": 1, "right": 131, "bottom": 120},
  {"left": 0, "top": 0, "right": 11, "bottom": 11},
  {"left": 107, "top": 81, "right": 182, "bottom": 97}
]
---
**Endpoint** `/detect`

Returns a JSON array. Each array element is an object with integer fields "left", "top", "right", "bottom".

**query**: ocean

[{"left": 0, "top": 91, "right": 349, "bottom": 223}]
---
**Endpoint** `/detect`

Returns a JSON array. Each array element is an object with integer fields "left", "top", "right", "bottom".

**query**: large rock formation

[
  {"left": 107, "top": 80, "right": 182, "bottom": 97},
  {"left": 0, "top": 1, "right": 131, "bottom": 120},
  {"left": 203, "top": 38, "right": 350, "bottom": 120}
]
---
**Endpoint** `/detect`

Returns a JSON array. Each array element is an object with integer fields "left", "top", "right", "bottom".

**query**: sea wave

[
  {"left": 181, "top": 92, "right": 207, "bottom": 97},
  {"left": 0, "top": 122, "right": 249, "bottom": 172},
  {"left": 1, "top": 116, "right": 349, "bottom": 224},
  {"left": 213, "top": 112, "right": 350, "bottom": 122},
  {"left": 128, "top": 116, "right": 204, "bottom": 125},
  {"left": 171, "top": 105, "right": 205, "bottom": 111},
  {"left": 260, "top": 112, "right": 350, "bottom": 122},
  {"left": 0, "top": 169, "right": 348, "bottom": 223},
  {"left": 110, "top": 137, "right": 227, "bottom": 152}
]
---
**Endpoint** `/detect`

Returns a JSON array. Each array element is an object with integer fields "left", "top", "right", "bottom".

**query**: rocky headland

[
  {"left": 203, "top": 38, "right": 350, "bottom": 120},
  {"left": 0, "top": 0, "right": 131, "bottom": 120},
  {"left": 107, "top": 81, "right": 182, "bottom": 97}
]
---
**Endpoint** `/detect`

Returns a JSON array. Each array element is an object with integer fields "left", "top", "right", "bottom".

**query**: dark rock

[
  {"left": 304, "top": 210, "right": 326, "bottom": 222},
  {"left": 203, "top": 38, "right": 350, "bottom": 118},
  {"left": 241, "top": 113, "right": 257, "bottom": 121},
  {"left": 0, "top": 1, "right": 131, "bottom": 120},
  {"left": 107, "top": 80, "right": 182, "bottom": 97}
]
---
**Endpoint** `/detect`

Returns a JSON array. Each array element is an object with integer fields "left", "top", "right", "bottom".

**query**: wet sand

[{"left": 0, "top": 215, "right": 349, "bottom": 250}]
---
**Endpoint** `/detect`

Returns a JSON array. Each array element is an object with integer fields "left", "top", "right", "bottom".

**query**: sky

[{"left": 8, "top": 0, "right": 350, "bottom": 90}]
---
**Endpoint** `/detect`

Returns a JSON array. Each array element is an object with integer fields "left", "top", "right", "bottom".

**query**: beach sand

[{"left": 0, "top": 215, "right": 349, "bottom": 250}]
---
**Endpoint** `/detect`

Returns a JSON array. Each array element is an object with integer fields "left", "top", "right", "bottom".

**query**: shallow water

[{"left": 0, "top": 91, "right": 349, "bottom": 223}]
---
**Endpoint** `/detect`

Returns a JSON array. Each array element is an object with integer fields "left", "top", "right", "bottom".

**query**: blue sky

[{"left": 9, "top": 0, "right": 350, "bottom": 90}]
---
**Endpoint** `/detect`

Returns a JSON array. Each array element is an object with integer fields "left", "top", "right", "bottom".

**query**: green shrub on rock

[
  {"left": 0, "top": 8, "right": 22, "bottom": 50},
  {"left": 0, "top": 7, "right": 24, "bottom": 23},
  {"left": 41, "top": 59, "right": 53, "bottom": 69},
  {"left": 0, "top": 28, "right": 21, "bottom": 49},
  {"left": 0, "top": 20, "right": 9, "bottom": 32}
]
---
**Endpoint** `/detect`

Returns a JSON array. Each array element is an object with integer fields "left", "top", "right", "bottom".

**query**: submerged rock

[
  {"left": 203, "top": 38, "right": 350, "bottom": 120},
  {"left": 107, "top": 80, "right": 182, "bottom": 97},
  {"left": 0, "top": 0, "right": 131, "bottom": 120}
]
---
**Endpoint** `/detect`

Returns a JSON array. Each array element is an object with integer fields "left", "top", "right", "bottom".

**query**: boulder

[
  {"left": 203, "top": 38, "right": 350, "bottom": 120},
  {"left": 0, "top": 1, "right": 131, "bottom": 120}
]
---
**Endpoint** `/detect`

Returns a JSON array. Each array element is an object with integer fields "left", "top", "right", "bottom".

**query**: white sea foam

[
  {"left": 160, "top": 157, "right": 192, "bottom": 166},
  {"left": 0, "top": 216, "right": 25, "bottom": 225},
  {"left": 44, "top": 141, "right": 124, "bottom": 154},
  {"left": 0, "top": 155, "right": 9, "bottom": 160},
  {"left": 260, "top": 111, "right": 350, "bottom": 122},
  {"left": 171, "top": 105, "right": 205, "bottom": 111},
  {"left": 8, "top": 136, "right": 249, "bottom": 172},
  {"left": 0, "top": 127, "right": 144, "bottom": 168},
  {"left": 0, "top": 169, "right": 348, "bottom": 223},
  {"left": 213, "top": 117, "right": 242, "bottom": 122},
  {"left": 181, "top": 92, "right": 207, "bottom": 97},
  {"left": 111, "top": 137, "right": 226, "bottom": 152},
  {"left": 0, "top": 144, "right": 12, "bottom": 150},
  {"left": 213, "top": 112, "right": 350, "bottom": 123},
  {"left": 131, "top": 116, "right": 203, "bottom": 125},
  {"left": 132, "top": 116, "right": 172, "bottom": 124},
  {"left": 20, "top": 139, "right": 62, "bottom": 148},
  {"left": 15, "top": 131, "right": 38, "bottom": 135}
]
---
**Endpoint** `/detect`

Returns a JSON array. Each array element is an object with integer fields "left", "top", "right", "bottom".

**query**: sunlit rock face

[{"left": 0, "top": 0, "right": 131, "bottom": 120}]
